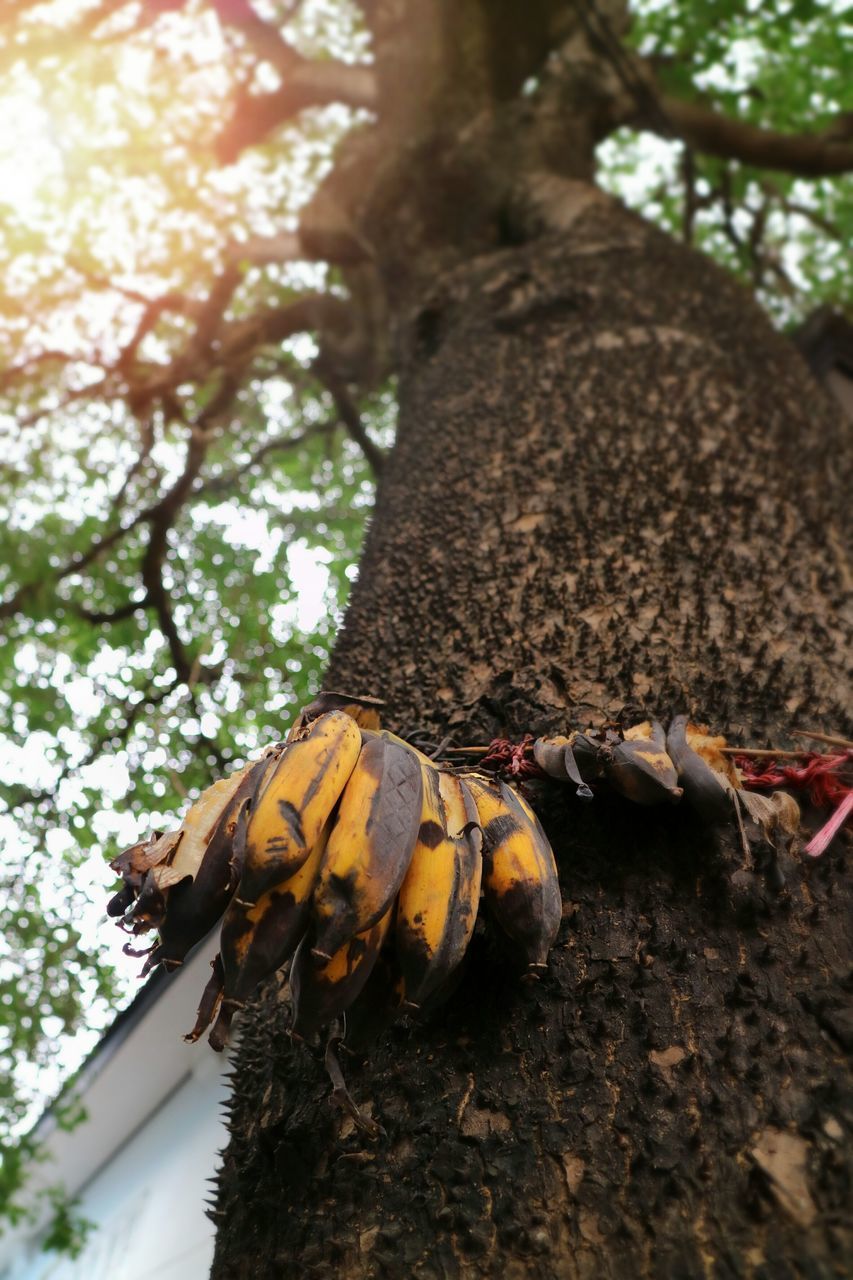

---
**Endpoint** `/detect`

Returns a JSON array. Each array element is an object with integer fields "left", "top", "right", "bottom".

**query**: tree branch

[
  {"left": 140, "top": 528, "right": 192, "bottom": 683},
  {"left": 643, "top": 94, "right": 853, "bottom": 178},
  {"left": 2, "top": 389, "right": 215, "bottom": 624},
  {"left": 0, "top": 673, "right": 173, "bottom": 814},
  {"left": 73, "top": 597, "right": 148, "bottom": 624},
  {"left": 208, "top": 0, "right": 302, "bottom": 78},
  {"left": 233, "top": 232, "right": 303, "bottom": 266},
  {"left": 313, "top": 361, "right": 385, "bottom": 477},
  {"left": 215, "top": 62, "right": 377, "bottom": 163},
  {"left": 198, "top": 420, "right": 337, "bottom": 495},
  {"left": 214, "top": 293, "right": 354, "bottom": 365},
  {"left": 0, "top": 349, "right": 83, "bottom": 393}
]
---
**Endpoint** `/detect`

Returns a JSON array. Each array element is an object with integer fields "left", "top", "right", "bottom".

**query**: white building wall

[
  {"left": 0, "top": 947, "right": 233, "bottom": 1280},
  {"left": 2, "top": 1054, "right": 229, "bottom": 1280}
]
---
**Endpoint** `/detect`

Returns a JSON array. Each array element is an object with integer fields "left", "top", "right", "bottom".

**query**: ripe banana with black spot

[
  {"left": 191, "top": 825, "right": 331, "bottom": 1049},
  {"left": 291, "top": 904, "right": 394, "bottom": 1043},
  {"left": 238, "top": 710, "right": 362, "bottom": 906},
  {"left": 396, "top": 766, "right": 482, "bottom": 1007},
  {"left": 311, "top": 731, "right": 423, "bottom": 960},
  {"left": 464, "top": 773, "right": 561, "bottom": 971}
]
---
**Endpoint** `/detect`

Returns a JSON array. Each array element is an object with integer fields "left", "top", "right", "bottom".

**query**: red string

[
  {"left": 735, "top": 750, "right": 852, "bottom": 810},
  {"left": 736, "top": 749, "right": 853, "bottom": 856},
  {"left": 478, "top": 734, "right": 545, "bottom": 779},
  {"left": 473, "top": 739, "right": 852, "bottom": 853}
]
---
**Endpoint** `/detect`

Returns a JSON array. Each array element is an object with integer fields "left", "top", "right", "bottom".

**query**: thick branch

[
  {"left": 216, "top": 62, "right": 377, "bottom": 162},
  {"left": 645, "top": 94, "right": 853, "bottom": 178},
  {"left": 233, "top": 232, "right": 302, "bottom": 266},
  {"left": 213, "top": 294, "right": 354, "bottom": 365},
  {"left": 231, "top": 229, "right": 371, "bottom": 269}
]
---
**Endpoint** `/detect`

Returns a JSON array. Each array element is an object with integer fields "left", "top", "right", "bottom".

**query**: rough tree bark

[
  {"left": 209, "top": 8, "right": 852, "bottom": 1278},
  {"left": 210, "top": 194, "right": 851, "bottom": 1279}
]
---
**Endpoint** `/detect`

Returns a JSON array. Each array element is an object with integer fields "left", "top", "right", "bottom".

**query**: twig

[
  {"left": 791, "top": 728, "right": 853, "bottom": 751},
  {"left": 324, "top": 1032, "right": 384, "bottom": 1140}
]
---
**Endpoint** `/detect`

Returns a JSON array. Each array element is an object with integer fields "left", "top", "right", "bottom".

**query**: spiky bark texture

[{"left": 210, "top": 188, "right": 852, "bottom": 1278}]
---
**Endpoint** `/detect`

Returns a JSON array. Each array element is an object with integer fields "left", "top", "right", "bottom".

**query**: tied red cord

[
  {"left": 478, "top": 734, "right": 544, "bottom": 780},
  {"left": 735, "top": 750, "right": 851, "bottom": 807},
  {"left": 736, "top": 749, "right": 853, "bottom": 858}
]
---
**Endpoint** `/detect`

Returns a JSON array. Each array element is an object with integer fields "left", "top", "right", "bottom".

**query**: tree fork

[{"left": 211, "top": 196, "right": 852, "bottom": 1277}]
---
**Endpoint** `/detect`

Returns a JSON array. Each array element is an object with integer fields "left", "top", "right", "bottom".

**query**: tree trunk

[{"left": 211, "top": 193, "right": 852, "bottom": 1278}]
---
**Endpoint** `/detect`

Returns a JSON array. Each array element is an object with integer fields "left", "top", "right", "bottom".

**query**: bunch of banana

[
  {"left": 109, "top": 690, "right": 568, "bottom": 1058},
  {"left": 111, "top": 692, "right": 789, "bottom": 1066}
]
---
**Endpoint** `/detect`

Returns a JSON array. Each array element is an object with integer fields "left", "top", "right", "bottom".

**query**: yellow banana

[
  {"left": 396, "top": 766, "right": 482, "bottom": 1007},
  {"left": 288, "top": 691, "right": 384, "bottom": 740},
  {"left": 291, "top": 904, "right": 394, "bottom": 1042},
  {"left": 463, "top": 774, "right": 561, "bottom": 971},
  {"left": 239, "top": 710, "right": 362, "bottom": 905},
  {"left": 311, "top": 732, "right": 423, "bottom": 960},
  {"left": 191, "top": 827, "right": 330, "bottom": 1050}
]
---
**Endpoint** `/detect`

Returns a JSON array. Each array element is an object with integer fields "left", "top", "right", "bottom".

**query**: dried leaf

[
  {"left": 164, "top": 764, "right": 255, "bottom": 882},
  {"left": 149, "top": 862, "right": 194, "bottom": 891},
  {"left": 771, "top": 791, "right": 801, "bottom": 836},
  {"left": 738, "top": 789, "right": 801, "bottom": 848},
  {"left": 139, "top": 829, "right": 182, "bottom": 871},
  {"left": 533, "top": 735, "right": 573, "bottom": 779},
  {"left": 110, "top": 831, "right": 165, "bottom": 875}
]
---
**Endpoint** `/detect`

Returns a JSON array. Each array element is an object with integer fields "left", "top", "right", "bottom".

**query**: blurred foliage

[
  {"left": 600, "top": 0, "right": 853, "bottom": 322},
  {"left": 0, "top": 0, "right": 850, "bottom": 1242}
]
